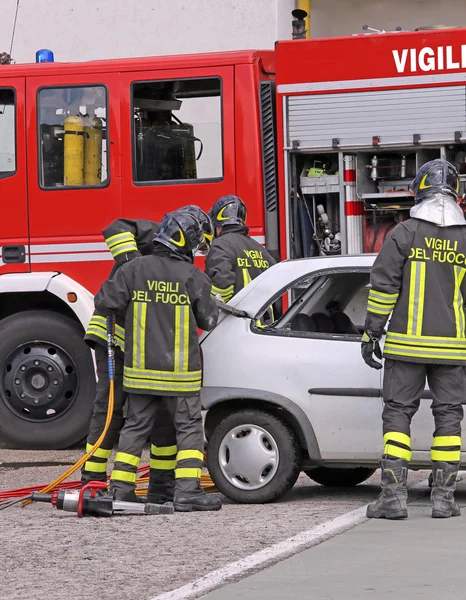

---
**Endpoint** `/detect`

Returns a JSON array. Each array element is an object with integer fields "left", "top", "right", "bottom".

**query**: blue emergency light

[{"left": 36, "top": 49, "right": 54, "bottom": 63}]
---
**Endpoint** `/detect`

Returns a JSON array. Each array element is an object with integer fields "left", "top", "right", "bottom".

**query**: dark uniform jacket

[
  {"left": 94, "top": 246, "right": 218, "bottom": 395},
  {"left": 84, "top": 218, "right": 160, "bottom": 354},
  {"left": 205, "top": 224, "right": 276, "bottom": 302},
  {"left": 364, "top": 218, "right": 466, "bottom": 364}
]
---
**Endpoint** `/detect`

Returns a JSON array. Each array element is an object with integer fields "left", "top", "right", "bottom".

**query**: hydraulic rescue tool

[{"left": 31, "top": 482, "right": 174, "bottom": 518}]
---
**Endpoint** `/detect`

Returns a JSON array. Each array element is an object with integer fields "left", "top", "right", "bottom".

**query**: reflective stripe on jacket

[
  {"left": 364, "top": 218, "right": 466, "bottom": 364},
  {"left": 205, "top": 225, "right": 276, "bottom": 302},
  {"left": 84, "top": 218, "right": 160, "bottom": 352},
  {"left": 94, "top": 247, "right": 218, "bottom": 395}
]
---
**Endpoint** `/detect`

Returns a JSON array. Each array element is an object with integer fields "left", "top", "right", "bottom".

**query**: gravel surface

[{"left": 0, "top": 450, "right": 431, "bottom": 600}]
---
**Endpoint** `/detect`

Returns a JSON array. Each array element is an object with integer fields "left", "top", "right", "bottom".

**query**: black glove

[{"left": 361, "top": 330, "right": 383, "bottom": 370}]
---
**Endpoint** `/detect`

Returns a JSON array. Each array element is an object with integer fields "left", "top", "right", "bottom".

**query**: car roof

[{"left": 228, "top": 254, "right": 376, "bottom": 315}]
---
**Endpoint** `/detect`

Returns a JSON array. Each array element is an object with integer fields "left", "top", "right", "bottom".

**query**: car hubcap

[
  {"left": 1, "top": 341, "right": 78, "bottom": 421},
  {"left": 218, "top": 424, "right": 279, "bottom": 490}
]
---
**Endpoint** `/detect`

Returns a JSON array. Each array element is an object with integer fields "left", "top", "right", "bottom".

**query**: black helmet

[
  {"left": 154, "top": 210, "right": 204, "bottom": 257},
  {"left": 411, "top": 159, "right": 460, "bottom": 204},
  {"left": 209, "top": 194, "right": 247, "bottom": 227},
  {"left": 178, "top": 205, "right": 214, "bottom": 255}
]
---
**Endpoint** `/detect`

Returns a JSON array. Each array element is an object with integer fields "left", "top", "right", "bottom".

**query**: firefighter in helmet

[
  {"left": 362, "top": 159, "right": 466, "bottom": 520},
  {"left": 206, "top": 194, "right": 276, "bottom": 303},
  {"left": 82, "top": 207, "right": 214, "bottom": 488},
  {"left": 82, "top": 218, "right": 161, "bottom": 485},
  {"left": 94, "top": 210, "right": 221, "bottom": 511}
]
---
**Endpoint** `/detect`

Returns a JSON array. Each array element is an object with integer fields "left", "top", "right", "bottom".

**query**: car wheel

[
  {"left": 0, "top": 310, "right": 96, "bottom": 449},
  {"left": 305, "top": 466, "right": 376, "bottom": 487},
  {"left": 206, "top": 409, "right": 302, "bottom": 503}
]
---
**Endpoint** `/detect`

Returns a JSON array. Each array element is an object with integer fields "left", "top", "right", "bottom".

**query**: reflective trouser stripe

[
  {"left": 407, "top": 261, "right": 426, "bottom": 337},
  {"left": 150, "top": 459, "right": 177, "bottom": 470},
  {"left": 453, "top": 266, "right": 466, "bottom": 338},
  {"left": 177, "top": 449, "right": 204, "bottom": 462},
  {"left": 175, "top": 468, "right": 202, "bottom": 479},
  {"left": 174, "top": 306, "right": 190, "bottom": 373},
  {"left": 383, "top": 432, "right": 410, "bottom": 447},
  {"left": 115, "top": 452, "right": 140, "bottom": 467},
  {"left": 433, "top": 436, "right": 461, "bottom": 446},
  {"left": 431, "top": 449, "right": 461, "bottom": 461},
  {"left": 132, "top": 302, "right": 147, "bottom": 369},
  {"left": 83, "top": 461, "right": 107, "bottom": 473},
  {"left": 150, "top": 445, "right": 177, "bottom": 472},
  {"left": 151, "top": 444, "right": 177, "bottom": 456},
  {"left": 384, "top": 443, "right": 412, "bottom": 461},
  {"left": 110, "top": 470, "right": 137, "bottom": 483},
  {"left": 86, "top": 443, "right": 112, "bottom": 459},
  {"left": 431, "top": 435, "right": 461, "bottom": 462}
]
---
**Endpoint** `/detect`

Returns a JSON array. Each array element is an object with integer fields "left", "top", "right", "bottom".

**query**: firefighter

[
  {"left": 94, "top": 210, "right": 221, "bottom": 511},
  {"left": 82, "top": 218, "right": 160, "bottom": 485},
  {"left": 145, "top": 205, "right": 214, "bottom": 505},
  {"left": 362, "top": 159, "right": 466, "bottom": 520},
  {"left": 206, "top": 195, "right": 276, "bottom": 303},
  {"left": 82, "top": 207, "right": 214, "bottom": 486}
]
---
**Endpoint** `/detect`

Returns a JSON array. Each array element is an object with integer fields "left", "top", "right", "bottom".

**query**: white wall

[
  {"left": 1, "top": 0, "right": 295, "bottom": 64},
  {"left": 310, "top": 0, "right": 466, "bottom": 38}
]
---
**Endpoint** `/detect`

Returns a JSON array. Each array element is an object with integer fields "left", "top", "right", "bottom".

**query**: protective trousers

[
  {"left": 109, "top": 393, "right": 204, "bottom": 497},
  {"left": 81, "top": 345, "right": 126, "bottom": 483},
  {"left": 382, "top": 359, "right": 465, "bottom": 463}
]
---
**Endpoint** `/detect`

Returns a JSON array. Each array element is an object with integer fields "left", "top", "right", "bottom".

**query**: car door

[{"left": 203, "top": 265, "right": 384, "bottom": 463}]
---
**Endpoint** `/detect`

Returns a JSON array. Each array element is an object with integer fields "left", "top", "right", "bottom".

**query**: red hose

[{"left": 0, "top": 464, "right": 150, "bottom": 502}]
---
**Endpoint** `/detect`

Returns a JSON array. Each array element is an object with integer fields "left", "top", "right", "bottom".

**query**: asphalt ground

[
  {"left": 0, "top": 448, "right": 430, "bottom": 600},
  {"left": 202, "top": 484, "right": 466, "bottom": 600}
]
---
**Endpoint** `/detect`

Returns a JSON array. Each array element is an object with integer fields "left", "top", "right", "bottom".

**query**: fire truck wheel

[
  {"left": 206, "top": 409, "right": 302, "bottom": 503},
  {"left": 304, "top": 466, "right": 377, "bottom": 487},
  {"left": 0, "top": 310, "right": 95, "bottom": 449}
]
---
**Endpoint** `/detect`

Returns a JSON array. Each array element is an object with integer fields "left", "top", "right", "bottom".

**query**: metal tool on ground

[{"left": 31, "top": 481, "right": 174, "bottom": 517}]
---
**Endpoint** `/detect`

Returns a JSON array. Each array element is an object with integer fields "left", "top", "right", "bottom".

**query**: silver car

[{"left": 200, "top": 254, "right": 443, "bottom": 503}]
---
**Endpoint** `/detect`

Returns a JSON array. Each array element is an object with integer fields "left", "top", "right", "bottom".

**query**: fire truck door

[
  {"left": 119, "top": 66, "right": 234, "bottom": 221},
  {"left": 25, "top": 74, "right": 121, "bottom": 294},
  {"left": 0, "top": 78, "right": 29, "bottom": 274}
]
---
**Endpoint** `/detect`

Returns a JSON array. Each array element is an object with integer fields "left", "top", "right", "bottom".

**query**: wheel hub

[
  {"left": 218, "top": 424, "right": 279, "bottom": 491},
  {"left": 2, "top": 341, "right": 78, "bottom": 421}
]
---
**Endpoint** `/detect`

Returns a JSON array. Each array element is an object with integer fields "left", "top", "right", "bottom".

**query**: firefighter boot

[
  {"left": 366, "top": 458, "right": 408, "bottom": 519},
  {"left": 431, "top": 461, "right": 461, "bottom": 518},
  {"left": 174, "top": 480, "right": 222, "bottom": 512},
  {"left": 109, "top": 485, "right": 147, "bottom": 503},
  {"left": 147, "top": 470, "right": 175, "bottom": 504}
]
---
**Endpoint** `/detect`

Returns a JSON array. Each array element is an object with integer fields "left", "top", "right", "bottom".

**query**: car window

[{"left": 256, "top": 270, "right": 370, "bottom": 337}]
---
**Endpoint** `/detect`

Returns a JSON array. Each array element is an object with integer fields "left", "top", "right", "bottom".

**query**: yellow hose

[{"left": 22, "top": 380, "right": 115, "bottom": 505}]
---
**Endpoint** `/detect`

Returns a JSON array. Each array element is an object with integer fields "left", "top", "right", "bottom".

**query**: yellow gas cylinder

[
  {"left": 83, "top": 116, "right": 103, "bottom": 185},
  {"left": 64, "top": 116, "right": 84, "bottom": 186}
]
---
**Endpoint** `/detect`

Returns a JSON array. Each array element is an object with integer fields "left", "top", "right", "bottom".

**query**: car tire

[
  {"left": 0, "top": 310, "right": 96, "bottom": 449},
  {"left": 206, "top": 409, "right": 302, "bottom": 504},
  {"left": 305, "top": 466, "right": 376, "bottom": 487}
]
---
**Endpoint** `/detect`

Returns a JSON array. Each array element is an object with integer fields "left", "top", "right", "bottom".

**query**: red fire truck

[{"left": 1, "top": 27, "right": 466, "bottom": 448}]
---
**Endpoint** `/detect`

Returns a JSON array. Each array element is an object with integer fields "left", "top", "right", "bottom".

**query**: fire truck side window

[
  {"left": 38, "top": 86, "right": 109, "bottom": 189},
  {"left": 0, "top": 88, "right": 16, "bottom": 179},
  {"left": 132, "top": 77, "right": 222, "bottom": 183}
]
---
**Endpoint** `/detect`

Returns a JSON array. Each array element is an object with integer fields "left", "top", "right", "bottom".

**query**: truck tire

[
  {"left": 0, "top": 310, "right": 95, "bottom": 449},
  {"left": 305, "top": 466, "right": 376, "bottom": 487},
  {"left": 206, "top": 409, "right": 302, "bottom": 503}
]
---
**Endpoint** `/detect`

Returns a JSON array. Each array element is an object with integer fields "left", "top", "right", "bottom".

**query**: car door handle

[{"left": 1, "top": 245, "right": 26, "bottom": 264}]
